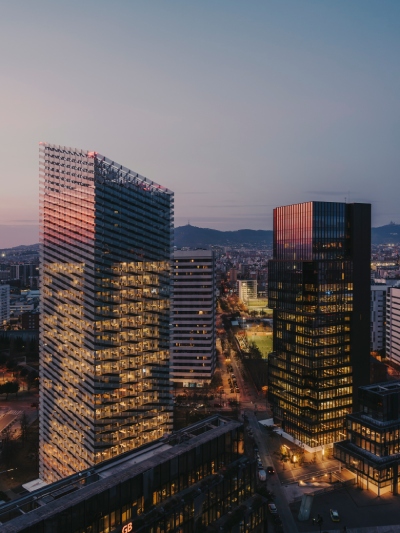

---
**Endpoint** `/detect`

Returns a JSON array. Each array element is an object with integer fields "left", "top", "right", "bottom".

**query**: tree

[
  {"left": 0, "top": 381, "right": 19, "bottom": 400},
  {"left": 209, "top": 370, "right": 223, "bottom": 390},
  {"left": 248, "top": 341, "right": 262, "bottom": 360},
  {"left": 20, "top": 411, "right": 29, "bottom": 442},
  {"left": 1, "top": 426, "right": 14, "bottom": 467}
]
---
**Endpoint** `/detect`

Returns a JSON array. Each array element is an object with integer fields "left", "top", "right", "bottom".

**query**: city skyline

[{"left": 1, "top": 1, "right": 400, "bottom": 248}]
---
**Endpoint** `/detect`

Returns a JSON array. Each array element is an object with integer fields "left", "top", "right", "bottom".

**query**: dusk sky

[{"left": 1, "top": 1, "right": 399, "bottom": 248}]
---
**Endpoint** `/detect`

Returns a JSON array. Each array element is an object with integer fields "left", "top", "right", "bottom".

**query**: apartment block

[{"left": 170, "top": 250, "right": 216, "bottom": 387}]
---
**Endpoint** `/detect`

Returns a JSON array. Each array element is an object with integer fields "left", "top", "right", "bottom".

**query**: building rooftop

[
  {"left": 359, "top": 380, "right": 400, "bottom": 397},
  {"left": 0, "top": 415, "right": 239, "bottom": 530}
]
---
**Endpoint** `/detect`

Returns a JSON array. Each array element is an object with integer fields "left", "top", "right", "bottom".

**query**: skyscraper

[
  {"left": 39, "top": 143, "right": 173, "bottom": 482},
  {"left": 268, "top": 201, "right": 371, "bottom": 448},
  {"left": 170, "top": 250, "right": 216, "bottom": 387}
]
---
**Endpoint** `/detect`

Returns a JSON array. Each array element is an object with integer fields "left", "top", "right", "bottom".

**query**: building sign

[{"left": 122, "top": 522, "right": 133, "bottom": 533}]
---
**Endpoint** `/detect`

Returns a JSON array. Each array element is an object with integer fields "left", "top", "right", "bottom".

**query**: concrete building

[
  {"left": 268, "top": 201, "right": 371, "bottom": 448},
  {"left": 386, "top": 284, "right": 400, "bottom": 366},
  {"left": 170, "top": 250, "right": 216, "bottom": 387},
  {"left": 237, "top": 279, "right": 257, "bottom": 303},
  {"left": 0, "top": 416, "right": 268, "bottom": 533},
  {"left": 39, "top": 143, "right": 173, "bottom": 482},
  {"left": 0, "top": 284, "right": 10, "bottom": 325}
]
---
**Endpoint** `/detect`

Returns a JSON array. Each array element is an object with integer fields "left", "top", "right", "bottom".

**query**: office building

[
  {"left": 386, "top": 284, "right": 400, "bottom": 367},
  {"left": 0, "top": 416, "right": 268, "bottom": 533},
  {"left": 39, "top": 143, "right": 173, "bottom": 482},
  {"left": 0, "top": 284, "right": 10, "bottom": 325},
  {"left": 370, "top": 280, "right": 397, "bottom": 353},
  {"left": 334, "top": 381, "right": 400, "bottom": 495},
  {"left": 237, "top": 279, "right": 257, "bottom": 303},
  {"left": 170, "top": 250, "right": 216, "bottom": 387},
  {"left": 21, "top": 310, "right": 40, "bottom": 330},
  {"left": 371, "top": 281, "right": 389, "bottom": 352},
  {"left": 268, "top": 201, "right": 371, "bottom": 448},
  {"left": 10, "top": 264, "right": 38, "bottom": 287}
]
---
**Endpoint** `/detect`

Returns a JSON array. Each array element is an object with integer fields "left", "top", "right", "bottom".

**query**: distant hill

[
  {"left": 174, "top": 225, "right": 273, "bottom": 248},
  {"left": 175, "top": 223, "right": 400, "bottom": 248},
  {"left": 2, "top": 223, "right": 400, "bottom": 252},
  {"left": 371, "top": 224, "right": 400, "bottom": 245}
]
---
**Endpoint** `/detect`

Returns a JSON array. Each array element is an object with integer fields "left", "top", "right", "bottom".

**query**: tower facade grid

[{"left": 268, "top": 201, "right": 371, "bottom": 448}]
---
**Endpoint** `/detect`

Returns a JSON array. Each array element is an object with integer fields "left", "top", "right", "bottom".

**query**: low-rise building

[
  {"left": 0, "top": 416, "right": 267, "bottom": 533},
  {"left": 334, "top": 381, "right": 400, "bottom": 495},
  {"left": 237, "top": 280, "right": 257, "bottom": 303}
]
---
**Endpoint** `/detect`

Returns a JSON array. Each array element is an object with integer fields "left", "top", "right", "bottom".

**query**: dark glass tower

[
  {"left": 39, "top": 143, "right": 173, "bottom": 482},
  {"left": 268, "top": 201, "right": 371, "bottom": 448}
]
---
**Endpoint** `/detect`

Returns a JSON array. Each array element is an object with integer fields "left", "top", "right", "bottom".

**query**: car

[
  {"left": 258, "top": 469, "right": 267, "bottom": 481},
  {"left": 257, "top": 460, "right": 263, "bottom": 469},
  {"left": 330, "top": 509, "right": 340, "bottom": 522},
  {"left": 267, "top": 466, "right": 275, "bottom": 475},
  {"left": 268, "top": 503, "right": 277, "bottom": 514}
]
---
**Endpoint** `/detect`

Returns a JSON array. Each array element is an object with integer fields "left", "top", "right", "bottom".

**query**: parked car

[
  {"left": 257, "top": 460, "right": 263, "bottom": 469},
  {"left": 330, "top": 509, "right": 340, "bottom": 522},
  {"left": 267, "top": 503, "right": 277, "bottom": 514},
  {"left": 258, "top": 469, "right": 267, "bottom": 482}
]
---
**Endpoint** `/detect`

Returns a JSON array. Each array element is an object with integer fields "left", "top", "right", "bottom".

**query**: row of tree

[{"left": 0, "top": 381, "right": 19, "bottom": 399}]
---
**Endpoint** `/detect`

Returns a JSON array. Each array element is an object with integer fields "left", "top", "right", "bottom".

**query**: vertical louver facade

[{"left": 39, "top": 143, "right": 173, "bottom": 482}]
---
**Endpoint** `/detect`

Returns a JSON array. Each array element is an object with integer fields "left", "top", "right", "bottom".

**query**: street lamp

[
  {"left": 312, "top": 514, "right": 323, "bottom": 533},
  {"left": 0, "top": 468, "right": 16, "bottom": 475}
]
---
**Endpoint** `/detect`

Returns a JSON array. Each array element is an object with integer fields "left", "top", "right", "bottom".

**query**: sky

[{"left": 0, "top": 0, "right": 399, "bottom": 248}]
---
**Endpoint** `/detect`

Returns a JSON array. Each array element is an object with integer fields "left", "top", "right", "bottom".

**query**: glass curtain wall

[{"left": 268, "top": 202, "right": 369, "bottom": 447}]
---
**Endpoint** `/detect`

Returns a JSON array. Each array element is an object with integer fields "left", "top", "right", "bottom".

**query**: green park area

[{"left": 247, "top": 333, "right": 273, "bottom": 359}]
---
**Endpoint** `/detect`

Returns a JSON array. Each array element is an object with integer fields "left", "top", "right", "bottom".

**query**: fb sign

[{"left": 122, "top": 522, "right": 133, "bottom": 533}]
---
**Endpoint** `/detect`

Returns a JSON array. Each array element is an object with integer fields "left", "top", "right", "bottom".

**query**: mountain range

[
  {"left": 1, "top": 224, "right": 399, "bottom": 253},
  {"left": 175, "top": 223, "right": 400, "bottom": 248}
]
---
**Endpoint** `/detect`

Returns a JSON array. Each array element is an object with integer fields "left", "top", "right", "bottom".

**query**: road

[{"left": 246, "top": 410, "right": 299, "bottom": 533}]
